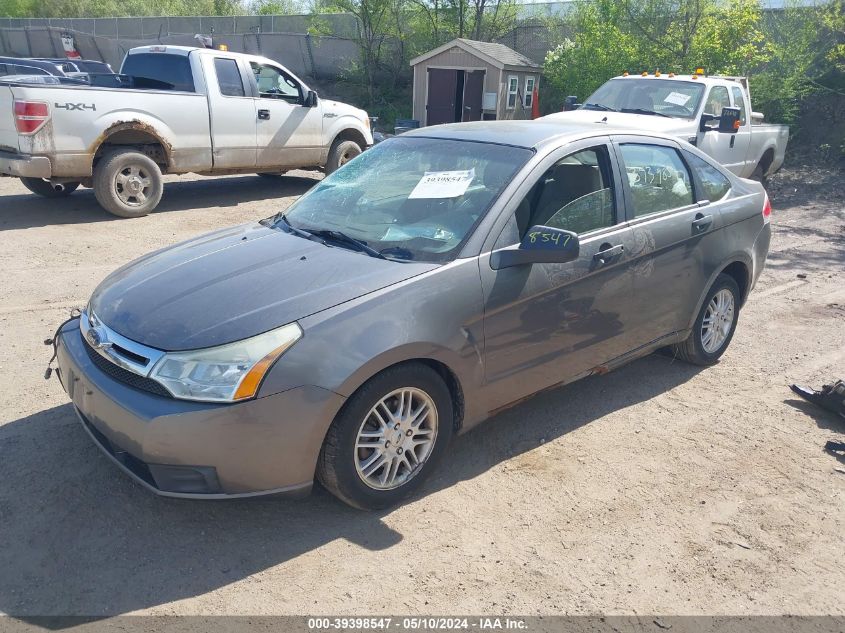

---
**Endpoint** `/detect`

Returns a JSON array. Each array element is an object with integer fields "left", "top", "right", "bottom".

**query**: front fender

[{"left": 322, "top": 115, "right": 373, "bottom": 160}]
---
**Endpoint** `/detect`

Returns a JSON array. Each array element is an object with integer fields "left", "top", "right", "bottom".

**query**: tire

[
  {"left": 20, "top": 177, "right": 79, "bottom": 198},
  {"left": 92, "top": 149, "right": 163, "bottom": 218},
  {"left": 324, "top": 138, "right": 362, "bottom": 175},
  {"left": 317, "top": 363, "right": 453, "bottom": 510},
  {"left": 671, "top": 273, "right": 741, "bottom": 366}
]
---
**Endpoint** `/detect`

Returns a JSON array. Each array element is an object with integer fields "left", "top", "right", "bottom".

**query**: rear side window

[
  {"left": 620, "top": 144, "right": 694, "bottom": 217},
  {"left": 121, "top": 53, "right": 195, "bottom": 92},
  {"left": 214, "top": 58, "right": 245, "bottom": 97},
  {"left": 685, "top": 152, "right": 731, "bottom": 202}
]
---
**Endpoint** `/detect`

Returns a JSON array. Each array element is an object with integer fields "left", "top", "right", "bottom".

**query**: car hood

[
  {"left": 540, "top": 109, "right": 695, "bottom": 137},
  {"left": 90, "top": 222, "right": 437, "bottom": 351}
]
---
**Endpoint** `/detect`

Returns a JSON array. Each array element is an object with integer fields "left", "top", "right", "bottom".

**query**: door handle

[
  {"left": 593, "top": 243, "right": 624, "bottom": 266},
  {"left": 258, "top": 109, "right": 270, "bottom": 120},
  {"left": 730, "top": 135, "right": 736, "bottom": 148},
  {"left": 692, "top": 213, "right": 713, "bottom": 231}
]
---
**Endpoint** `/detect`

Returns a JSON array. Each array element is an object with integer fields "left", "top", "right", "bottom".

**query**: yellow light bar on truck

[
  {"left": 695, "top": 67, "right": 706, "bottom": 75},
  {"left": 218, "top": 44, "right": 229, "bottom": 51}
]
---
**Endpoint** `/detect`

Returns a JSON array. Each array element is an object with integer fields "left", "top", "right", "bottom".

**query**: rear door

[
  {"left": 478, "top": 138, "right": 638, "bottom": 411},
  {"left": 248, "top": 60, "right": 322, "bottom": 169},
  {"left": 204, "top": 55, "right": 257, "bottom": 170},
  {"left": 613, "top": 137, "right": 727, "bottom": 346}
]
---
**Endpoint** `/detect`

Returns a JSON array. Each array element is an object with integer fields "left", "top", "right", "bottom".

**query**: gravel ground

[{"left": 0, "top": 166, "right": 842, "bottom": 617}]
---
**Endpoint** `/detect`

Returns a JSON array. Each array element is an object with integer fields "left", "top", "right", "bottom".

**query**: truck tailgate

[{"left": 0, "top": 86, "right": 19, "bottom": 152}]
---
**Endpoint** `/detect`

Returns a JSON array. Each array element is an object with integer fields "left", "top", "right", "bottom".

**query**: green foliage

[{"left": 544, "top": 0, "right": 769, "bottom": 111}]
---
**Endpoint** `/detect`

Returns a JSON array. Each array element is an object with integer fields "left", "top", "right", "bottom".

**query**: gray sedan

[{"left": 54, "top": 120, "right": 771, "bottom": 509}]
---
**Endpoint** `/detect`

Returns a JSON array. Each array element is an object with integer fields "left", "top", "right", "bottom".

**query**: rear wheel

[
  {"left": 325, "top": 139, "right": 362, "bottom": 175},
  {"left": 93, "top": 149, "right": 163, "bottom": 218},
  {"left": 671, "top": 273, "right": 740, "bottom": 365},
  {"left": 317, "top": 363, "right": 453, "bottom": 510},
  {"left": 20, "top": 177, "right": 79, "bottom": 198}
]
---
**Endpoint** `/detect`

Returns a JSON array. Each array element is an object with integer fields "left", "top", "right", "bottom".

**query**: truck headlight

[{"left": 149, "top": 323, "right": 302, "bottom": 403}]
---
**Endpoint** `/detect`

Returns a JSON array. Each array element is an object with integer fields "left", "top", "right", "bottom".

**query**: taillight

[
  {"left": 14, "top": 100, "right": 50, "bottom": 135},
  {"left": 762, "top": 193, "right": 771, "bottom": 223}
]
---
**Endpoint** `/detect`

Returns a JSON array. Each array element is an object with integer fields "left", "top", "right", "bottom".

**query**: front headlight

[{"left": 149, "top": 323, "right": 302, "bottom": 403}]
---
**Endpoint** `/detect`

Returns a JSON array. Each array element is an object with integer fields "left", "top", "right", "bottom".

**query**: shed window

[
  {"left": 524, "top": 76, "right": 536, "bottom": 108},
  {"left": 507, "top": 76, "right": 519, "bottom": 109}
]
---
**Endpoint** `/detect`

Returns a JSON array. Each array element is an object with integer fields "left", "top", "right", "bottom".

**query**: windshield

[
  {"left": 583, "top": 78, "right": 705, "bottom": 119},
  {"left": 274, "top": 137, "right": 533, "bottom": 263}
]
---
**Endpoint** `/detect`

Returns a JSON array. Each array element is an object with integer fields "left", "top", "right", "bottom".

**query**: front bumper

[
  {"left": 56, "top": 322, "right": 346, "bottom": 498},
  {"left": 0, "top": 150, "right": 51, "bottom": 179}
]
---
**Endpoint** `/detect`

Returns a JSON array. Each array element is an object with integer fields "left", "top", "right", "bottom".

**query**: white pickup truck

[
  {"left": 542, "top": 72, "right": 788, "bottom": 182},
  {"left": 0, "top": 46, "right": 373, "bottom": 217}
]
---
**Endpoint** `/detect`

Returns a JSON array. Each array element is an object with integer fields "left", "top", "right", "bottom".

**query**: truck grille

[{"left": 83, "top": 338, "right": 172, "bottom": 398}]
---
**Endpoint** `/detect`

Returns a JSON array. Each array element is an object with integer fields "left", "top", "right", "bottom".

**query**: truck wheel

[
  {"left": 93, "top": 149, "right": 163, "bottom": 218},
  {"left": 20, "top": 177, "right": 79, "bottom": 198},
  {"left": 325, "top": 139, "right": 362, "bottom": 175}
]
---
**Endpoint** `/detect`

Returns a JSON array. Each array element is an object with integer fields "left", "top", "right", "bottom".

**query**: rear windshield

[{"left": 121, "top": 53, "right": 195, "bottom": 92}]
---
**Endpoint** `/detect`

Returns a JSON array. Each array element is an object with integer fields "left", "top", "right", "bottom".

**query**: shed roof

[{"left": 409, "top": 38, "right": 541, "bottom": 70}]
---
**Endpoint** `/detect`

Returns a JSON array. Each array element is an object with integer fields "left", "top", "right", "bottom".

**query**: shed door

[
  {"left": 462, "top": 70, "right": 484, "bottom": 122},
  {"left": 426, "top": 68, "right": 458, "bottom": 126}
]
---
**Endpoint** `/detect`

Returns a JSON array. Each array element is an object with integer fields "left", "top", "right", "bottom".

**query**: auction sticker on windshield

[
  {"left": 409, "top": 169, "right": 475, "bottom": 199},
  {"left": 664, "top": 92, "right": 692, "bottom": 106}
]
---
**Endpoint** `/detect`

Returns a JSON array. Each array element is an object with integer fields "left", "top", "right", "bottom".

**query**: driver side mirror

[
  {"left": 490, "top": 226, "right": 580, "bottom": 270},
  {"left": 699, "top": 106, "right": 741, "bottom": 133},
  {"left": 303, "top": 90, "right": 318, "bottom": 108},
  {"left": 563, "top": 95, "right": 581, "bottom": 111}
]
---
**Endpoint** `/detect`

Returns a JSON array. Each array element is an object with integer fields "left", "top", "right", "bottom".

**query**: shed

[{"left": 410, "top": 38, "right": 541, "bottom": 126}]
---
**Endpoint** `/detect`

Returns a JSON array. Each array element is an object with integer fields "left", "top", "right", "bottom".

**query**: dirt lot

[{"left": 0, "top": 166, "right": 843, "bottom": 617}]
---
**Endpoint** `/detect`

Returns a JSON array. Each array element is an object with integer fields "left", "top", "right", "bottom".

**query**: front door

[
  {"left": 479, "top": 140, "right": 638, "bottom": 411},
  {"left": 249, "top": 61, "right": 323, "bottom": 169},
  {"left": 462, "top": 70, "right": 484, "bottom": 122},
  {"left": 696, "top": 84, "right": 744, "bottom": 175},
  {"left": 730, "top": 85, "right": 753, "bottom": 176},
  {"left": 426, "top": 68, "right": 458, "bottom": 126}
]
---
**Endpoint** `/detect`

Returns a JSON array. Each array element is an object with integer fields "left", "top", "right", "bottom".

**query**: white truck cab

[
  {"left": 0, "top": 46, "right": 373, "bottom": 217},
  {"left": 542, "top": 72, "right": 788, "bottom": 181}
]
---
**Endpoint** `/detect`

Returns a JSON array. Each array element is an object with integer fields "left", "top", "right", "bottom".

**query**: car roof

[{"left": 401, "top": 119, "right": 678, "bottom": 150}]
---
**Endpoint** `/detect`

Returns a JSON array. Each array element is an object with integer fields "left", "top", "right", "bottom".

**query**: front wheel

[
  {"left": 93, "top": 149, "right": 163, "bottom": 218},
  {"left": 324, "top": 138, "right": 362, "bottom": 175},
  {"left": 317, "top": 363, "right": 453, "bottom": 510},
  {"left": 20, "top": 177, "right": 79, "bottom": 198},
  {"left": 671, "top": 273, "right": 741, "bottom": 365}
]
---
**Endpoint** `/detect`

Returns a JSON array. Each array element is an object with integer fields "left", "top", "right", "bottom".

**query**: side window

[
  {"left": 685, "top": 151, "right": 731, "bottom": 202},
  {"left": 250, "top": 62, "right": 301, "bottom": 102},
  {"left": 704, "top": 86, "right": 730, "bottom": 115},
  {"left": 506, "top": 146, "right": 616, "bottom": 241},
  {"left": 731, "top": 86, "right": 747, "bottom": 125},
  {"left": 0, "top": 64, "right": 7, "bottom": 76},
  {"left": 506, "top": 76, "right": 518, "bottom": 109},
  {"left": 524, "top": 76, "right": 536, "bottom": 108},
  {"left": 214, "top": 58, "right": 245, "bottom": 97},
  {"left": 620, "top": 144, "right": 694, "bottom": 217}
]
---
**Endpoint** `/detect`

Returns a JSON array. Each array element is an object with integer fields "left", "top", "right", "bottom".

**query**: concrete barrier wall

[
  {"left": 0, "top": 14, "right": 359, "bottom": 39},
  {"left": 0, "top": 26, "right": 361, "bottom": 82}
]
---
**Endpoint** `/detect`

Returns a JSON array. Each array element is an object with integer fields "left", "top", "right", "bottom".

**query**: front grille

[{"left": 83, "top": 338, "right": 172, "bottom": 398}]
